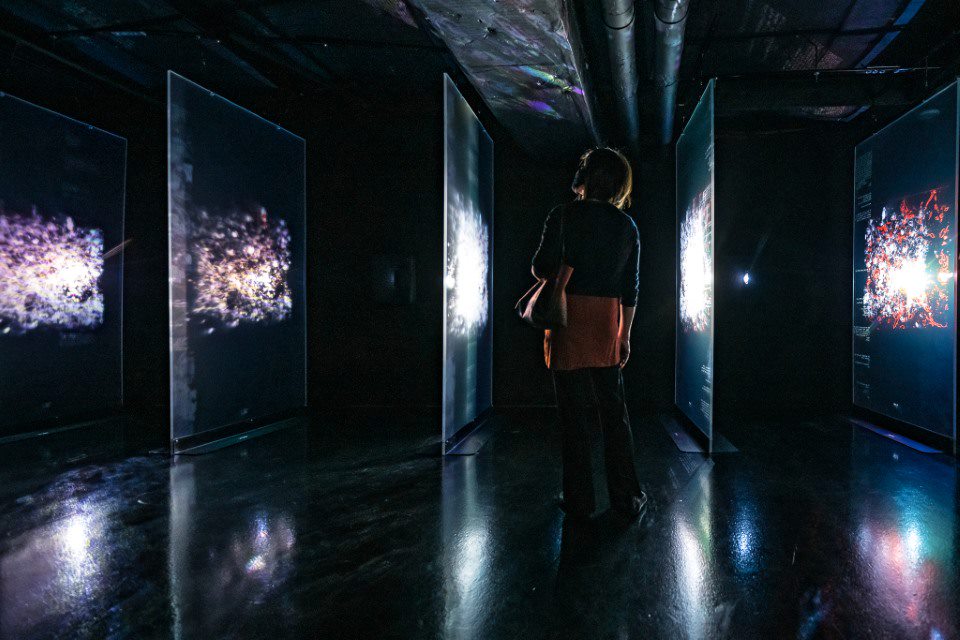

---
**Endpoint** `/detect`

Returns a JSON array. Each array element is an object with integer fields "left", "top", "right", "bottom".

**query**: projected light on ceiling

[
  {"left": 0, "top": 210, "right": 104, "bottom": 334},
  {"left": 191, "top": 207, "right": 292, "bottom": 329},
  {"left": 679, "top": 188, "right": 712, "bottom": 333},
  {"left": 863, "top": 189, "right": 953, "bottom": 330},
  {"left": 445, "top": 195, "right": 490, "bottom": 335}
]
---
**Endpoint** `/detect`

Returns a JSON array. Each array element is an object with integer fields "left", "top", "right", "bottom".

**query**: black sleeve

[
  {"left": 621, "top": 225, "right": 640, "bottom": 306},
  {"left": 531, "top": 205, "right": 563, "bottom": 279}
]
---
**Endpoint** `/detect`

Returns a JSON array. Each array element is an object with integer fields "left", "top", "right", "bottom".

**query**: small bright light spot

[{"left": 742, "top": 272, "right": 750, "bottom": 285}]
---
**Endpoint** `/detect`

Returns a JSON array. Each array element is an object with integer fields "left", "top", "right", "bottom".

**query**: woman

[{"left": 531, "top": 147, "right": 646, "bottom": 521}]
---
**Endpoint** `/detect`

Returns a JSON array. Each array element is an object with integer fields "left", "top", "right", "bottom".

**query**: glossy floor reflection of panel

[{"left": 0, "top": 412, "right": 957, "bottom": 639}]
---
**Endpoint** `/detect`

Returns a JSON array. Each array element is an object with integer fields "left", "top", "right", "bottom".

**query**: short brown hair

[{"left": 572, "top": 147, "right": 633, "bottom": 209}]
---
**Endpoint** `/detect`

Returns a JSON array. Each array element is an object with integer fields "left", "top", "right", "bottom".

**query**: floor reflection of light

[
  {"left": 904, "top": 523, "right": 923, "bottom": 569},
  {"left": 672, "top": 468, "right": 713, "bottom": 640},
  {"left": 241, "top": 512, "right": 295, "bottom": 579},
  {"left": 678, "top": 522, "right": 705, "bottom": 597},
  {"left": 169, "top": 461, "right": 298, "bottom": 638},
  {"left": 54, "top": 504, "right": 105, "bottom": 597},
  {"left": 232, "top": 512, "right": 296, "bottom": 585},
  {"left": 442, "top": 457, "right": 489, "bottom": 640},
  {"left": 456, "top": 528, "right": 489, "bottom": 592},
  {"left": 850, "top": 442, "right": 957, "bottom": 638},
  {"left": 61, "top": 512, "right": 93, "bottom": 560},
  {"left": 1, "top": 496, "right": 109, "bottom": 638},
  {"left": 731, "top": 491, "right": 759, "bottom": 574}
]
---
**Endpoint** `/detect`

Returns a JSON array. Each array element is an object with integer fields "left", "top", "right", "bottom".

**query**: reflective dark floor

[{"left": 1, "top": 411, "right": 958, "bottom": 639}]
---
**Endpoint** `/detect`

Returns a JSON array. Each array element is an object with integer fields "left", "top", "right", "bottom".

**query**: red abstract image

[{"left": 863, "top": 189, "right": 954, "bottom": 330}]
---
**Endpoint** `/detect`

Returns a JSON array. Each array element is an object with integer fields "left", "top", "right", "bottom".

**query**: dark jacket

[{"left": 531, "top": 199, "right": 640, "bottom": 306}]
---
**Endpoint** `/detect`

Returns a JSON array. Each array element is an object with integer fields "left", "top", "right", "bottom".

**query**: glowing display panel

[
  {"left": 853, "top": 82, "right": 958, "bottom": 440},
  {"left": 168, "top": 72, "right": 306, "bottom": 445},
  {"left": 675, "top": 80, "right": 715, "bottom": 443},
  {"left": 0, "top": 93, "right": 125, "bottom": 434},
  {"left": 442, "top": 75, "right": 494, "bottom": 450}
]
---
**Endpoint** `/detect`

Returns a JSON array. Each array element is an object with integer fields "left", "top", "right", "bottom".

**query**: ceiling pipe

[
  {"left": 653, "top": 0, "right": 690, "bottom": 145},
  {"left": 600, "top": 0, "right": 640, "bottom": 152}
]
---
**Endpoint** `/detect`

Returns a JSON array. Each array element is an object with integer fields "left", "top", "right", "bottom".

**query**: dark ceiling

[
  {"left": 0, "top": 0, "right": 958, "bottom": 156},
  {"left": 673, "top": 0, "right": 960, "bottom": 126}
]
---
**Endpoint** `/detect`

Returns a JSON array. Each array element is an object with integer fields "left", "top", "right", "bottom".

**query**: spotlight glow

[
  {"left": 445, "top": 196, "right": 489, "bottom": 335},
  {"left": 190, "top": 207, "right": 292, "bottom": 329},
  {"left": 890, "top": 258, "right": 930, "bottom": 303},
  {"left": 0, "top": 210, "right": 104, "bottom": 334},
  {"left": 742, "top": 272, "right": 750, "bottom": 285},
  {"left": 863, "top": 189, "right": 952, "bottom": 329},
  {"left": 679, "top": 188, "right": 712, "bottom": 332}
]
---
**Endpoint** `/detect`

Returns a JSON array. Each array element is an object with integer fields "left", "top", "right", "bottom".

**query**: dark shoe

[{"left": 612, "top": 491, "right": 648, "bottom": 520}]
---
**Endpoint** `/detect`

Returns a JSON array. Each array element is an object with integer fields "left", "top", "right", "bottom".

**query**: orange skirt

[{"left": 545, "top": 294, "right": 620, "bottom": 370}]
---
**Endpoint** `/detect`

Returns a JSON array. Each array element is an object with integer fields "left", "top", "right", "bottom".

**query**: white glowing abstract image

[
  {"left": 445, "top": 195, "right": 490, "bottom": 335},
  {"left": 191, "top": 207, "right": 292, "bottom": 328},
  {"left": 0, "top": 210, "right": 104, "bottom": 334},
  {"left": 679, "top": 188, "right": 712, "bottom": 333},
  {"left": 863, "top": 189, "right": 953, "bottom": 329}
]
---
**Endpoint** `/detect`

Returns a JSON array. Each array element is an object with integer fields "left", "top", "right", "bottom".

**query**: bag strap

[{"left": 558, "top": 204, "right": 567, "bottom": 265}]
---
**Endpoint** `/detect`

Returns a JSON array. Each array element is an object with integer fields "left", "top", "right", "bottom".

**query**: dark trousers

[{"left": 552, "top": 366, "right": 642, "bottom": 517}]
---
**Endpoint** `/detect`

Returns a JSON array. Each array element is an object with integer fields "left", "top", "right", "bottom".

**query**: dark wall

[
  {"left": 308, "top": 106, "right": 443, "bottom": 409},
  {"left": 631, "top": 152, "right": 679, "bottom": 413},
  {"left": 714, "top": 125, "right": 852, "bottom": 422}
]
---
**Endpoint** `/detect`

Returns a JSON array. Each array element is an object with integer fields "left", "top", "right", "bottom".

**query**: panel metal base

[
  {"left": 174, "top": 416, "right": 305, "bottom": 455},
  {"left": 850, "top": 418, "right": 942, "bottom": 454},
  {"left": 660, "top": 413, "right": 737, "bottom": 454},
  {"left": 0, "top": 412, "right": 122, "bottom": 446},
  {"left": 661, "top": 414, "right": 707, "bottom": 453},
  {"left": 443, "top": 413, "right": 495, "bottom": 456}
]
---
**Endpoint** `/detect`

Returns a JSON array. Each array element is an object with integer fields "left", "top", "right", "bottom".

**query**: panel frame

[
  {"left": 674, "top": 79, "right": 716, "bottom": 453},
  {"left": 850, "top": 80, "right": 959, "bottom": 450},
  {"left": 166, "top": 71, "right": 307, "bottom": 453},
  {"left": 0, "top": 90, "right": 127, "bottom": 439},
  {"left": 441, "top": 73, "right": 495, "bottom": 455}
]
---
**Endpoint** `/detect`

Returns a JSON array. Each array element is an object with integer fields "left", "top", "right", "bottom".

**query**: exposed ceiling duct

[
  {"left": 653, "top": 0, "right": 690, "bottom": 144},
  {"left": 600, "top": 0, "right": 641, "bottom": 152}
]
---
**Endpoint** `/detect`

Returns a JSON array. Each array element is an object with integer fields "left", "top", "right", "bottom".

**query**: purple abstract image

[
  {"left": 0, "top": 209, "right": 104, "bottom": 334},
  {"left": 190, "top": 207, "right": 292, "bottom": 330}
]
